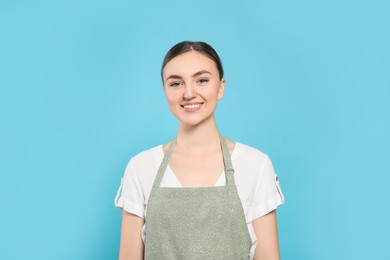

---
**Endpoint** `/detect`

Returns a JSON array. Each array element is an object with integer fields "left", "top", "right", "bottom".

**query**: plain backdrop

[{"left": 1, "top": 0, "right": 389, "bottom": 259}]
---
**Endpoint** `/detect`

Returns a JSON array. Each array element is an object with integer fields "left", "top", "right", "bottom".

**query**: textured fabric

[
  {"left": 144, "top": 135, "right": 252, "bottom": 259},
  {"left": 114, "top": 141, "right": 285, "bottom": 259}
]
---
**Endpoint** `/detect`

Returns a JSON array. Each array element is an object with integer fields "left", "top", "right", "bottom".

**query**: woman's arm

[
  {"left": 252, "top": 210, "right": 280, "bottom": 260},
  {"left": 118, "top": 210, "right": 145, "bottom": 260}
]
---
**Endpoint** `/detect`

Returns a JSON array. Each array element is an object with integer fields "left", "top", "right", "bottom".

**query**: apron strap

[
  {"left": 152, "top": 138, "right": 177, "bottom": 188},
  {"left": 152, "top": 134, "right": 236, "bottom": 188},
  {"left": 219, "top": 133, "right": 236, "bottom": 186}
]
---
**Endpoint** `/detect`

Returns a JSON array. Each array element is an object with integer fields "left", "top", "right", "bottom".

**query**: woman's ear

[{"left": 218, "top": 78, "right": 226, "bottom": 100}]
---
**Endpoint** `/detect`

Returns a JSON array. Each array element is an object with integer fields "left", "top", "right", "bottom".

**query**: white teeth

[{"left": 183, "top": 104, "right": 201, "bottom": 109}]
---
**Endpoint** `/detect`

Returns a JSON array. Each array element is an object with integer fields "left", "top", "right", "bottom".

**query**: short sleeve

[
  {"left": 114, "top": 158, "right": 145, "bottom": 219},
  {"left": 250, "top": 155, "right": 285, "bottom": 220}
]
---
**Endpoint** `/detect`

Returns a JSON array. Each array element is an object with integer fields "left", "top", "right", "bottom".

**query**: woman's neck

[{"left": 175, "top": 116, "right": 220, "bottom": 155}]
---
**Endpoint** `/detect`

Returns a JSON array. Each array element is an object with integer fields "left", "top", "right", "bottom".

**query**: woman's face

[{"left": 162, "top": 51, "right": 225, "bottom": 127}]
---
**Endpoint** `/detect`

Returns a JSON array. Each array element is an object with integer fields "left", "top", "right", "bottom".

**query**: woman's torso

[{"left": 118, "top": 142, "right": 284, "bottom": 259}]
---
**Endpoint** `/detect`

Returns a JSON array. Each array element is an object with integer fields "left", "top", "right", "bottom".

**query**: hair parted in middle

[{"left": 161, "top": 41, "right": 224, "bottom": 82}]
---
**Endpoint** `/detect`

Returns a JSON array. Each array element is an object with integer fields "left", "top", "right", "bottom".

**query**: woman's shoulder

[
  {"left": 234, "top": 142, "right": 270, "bottom": 164},
  {"left": 127, "top": 144, "right": 163, "bottom": 168}
]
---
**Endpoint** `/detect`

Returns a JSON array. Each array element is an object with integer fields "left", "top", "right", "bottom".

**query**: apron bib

[{"left": 144, "top": 134, "right": 252, "bottom": 259}]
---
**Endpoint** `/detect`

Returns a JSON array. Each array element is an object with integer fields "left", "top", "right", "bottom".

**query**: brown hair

[{"left": 161, "top": 41, "right": 224, "bottom": 82}]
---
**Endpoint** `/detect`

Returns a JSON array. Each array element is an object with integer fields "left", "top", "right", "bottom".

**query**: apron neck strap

[
  {"left": 153, "top": 138, "right": 176, "bottom": 188},
  {"left": 219, "top": 133, "right": 236, "bottom": 186},
  {"left": 152, "top": 133, "right": 235, "bottom": 188}
]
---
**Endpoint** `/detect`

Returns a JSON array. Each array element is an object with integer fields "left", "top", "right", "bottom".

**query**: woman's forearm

[
  {"left": 118, "top": 211, "right": 144, "bottom": 260},
  {"left": 253, "top": 210, "right": 281, "bottom": 260}
]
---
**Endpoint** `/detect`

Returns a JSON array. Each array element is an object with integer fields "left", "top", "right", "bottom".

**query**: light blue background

[{"left": 1, "top": 0, "right": 389, "bottom": 259}]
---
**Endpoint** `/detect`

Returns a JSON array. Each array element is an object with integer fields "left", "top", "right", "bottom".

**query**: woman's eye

[
  {"left": 198, "top": 78, "right": 209, "bottom": 84},
  {"left": 169, "top": 82, "right": 181, "bottom": 87}
]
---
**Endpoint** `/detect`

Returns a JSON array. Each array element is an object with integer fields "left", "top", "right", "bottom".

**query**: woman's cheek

[{"left": 165, "top": 93, "right": 177, "bottom": 105}]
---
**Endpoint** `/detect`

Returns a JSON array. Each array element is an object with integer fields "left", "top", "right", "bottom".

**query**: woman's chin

[{"left": 177, "top": 115, "right": 215, "bottom": 128}]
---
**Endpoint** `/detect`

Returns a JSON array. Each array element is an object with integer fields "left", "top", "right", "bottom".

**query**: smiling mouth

[
  {"left": 182, "top": 104, "right": 201, "bottom": 109},
  {"left": 181, "top": 102, "right": 203, "bottom": 111}
]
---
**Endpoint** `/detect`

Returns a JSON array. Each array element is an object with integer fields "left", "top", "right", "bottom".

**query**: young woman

[{"left": 114, "top": 41, "right": 285, "bottom": 260}]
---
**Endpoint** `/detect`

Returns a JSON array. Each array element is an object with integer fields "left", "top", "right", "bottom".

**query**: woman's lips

[{"left": 181, "top": 102, "right": 203, "bottom": 112}]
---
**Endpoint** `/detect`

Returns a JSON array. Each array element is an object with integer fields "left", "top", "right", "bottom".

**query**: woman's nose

[{"left": 183, "top": 84, "right": 195, "bottom": 100}]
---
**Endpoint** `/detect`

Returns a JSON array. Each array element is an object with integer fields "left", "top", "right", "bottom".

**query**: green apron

[{"left": 144, "top": 135, "right": 252, "bottom": 259}]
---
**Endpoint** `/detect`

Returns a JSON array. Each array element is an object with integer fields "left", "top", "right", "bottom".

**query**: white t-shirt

[{"left": 114, "top": 142, "right": 285, "bottom": 259}]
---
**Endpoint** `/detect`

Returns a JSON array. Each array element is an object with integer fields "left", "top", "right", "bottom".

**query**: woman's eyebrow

[
  {"left": 165, "top": 70, "right": 211, "bottom": 81},
  {"left": 165, "top": 74, "right": 182, "bottom": 81},
  {"left": 192, "top": 70, "right": 211, "bottom": 77}
]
